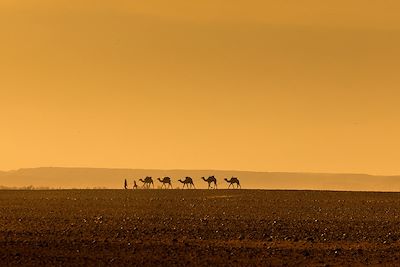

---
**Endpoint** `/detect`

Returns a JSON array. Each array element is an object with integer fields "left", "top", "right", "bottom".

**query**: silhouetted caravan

[
  {"left": 178, "top": 177, "right": 195, "bottom": 189},
  {"left": 157, "top": 177, "right": 172, "bottom": 189},
  {"left": 124, "top": 179, "right": 128, "bottom": 189},
  {"left": 133, "top": 180, "right": 138, "bottom": 189},
  {"left": 139, "top": 176, "right": 154, "bottom": 189},
  {"left": 201, "top": 176, "right": 217, "bottom": 189},
  {"left": 224, "top": 177, "right": 241, "bottom": 189}
]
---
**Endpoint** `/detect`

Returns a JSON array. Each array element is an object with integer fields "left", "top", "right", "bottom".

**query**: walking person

[{"left": 133, "top": 180, "right": 138, "bottom": 189}]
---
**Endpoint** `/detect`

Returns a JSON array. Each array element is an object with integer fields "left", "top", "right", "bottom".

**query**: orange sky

[{"left": 1, "top": 1, "right": 400, "bottom": 174}]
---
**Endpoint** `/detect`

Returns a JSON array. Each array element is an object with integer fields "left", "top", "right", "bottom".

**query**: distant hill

[{"left": 1, "top": 167, "right": 400, "bottom": 191}]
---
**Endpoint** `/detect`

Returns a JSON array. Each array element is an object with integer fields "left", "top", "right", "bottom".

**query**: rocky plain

[{"left": 1, "top": 189, "right": 400, "bottom": 266}]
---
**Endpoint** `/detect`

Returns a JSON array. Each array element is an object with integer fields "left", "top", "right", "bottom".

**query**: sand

[{"left": 1, "top": 189, "right": 400, "bottom": 266}]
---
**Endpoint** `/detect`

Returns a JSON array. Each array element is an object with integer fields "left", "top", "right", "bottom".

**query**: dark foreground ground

[{"left": 1, "top": 190, "right": 400, "bottom": 266}]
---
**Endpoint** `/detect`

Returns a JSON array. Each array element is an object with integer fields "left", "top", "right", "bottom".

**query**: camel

[
  {"left": 224, "top": 177, "right": 241, "bottom": 189},
  {"left": 178, "top": 177, "right": 195, "bottom": 189},
  {"left": 139, "top": 176, "right": 154, "bottom": 189},
  {"left": 157, "top": 177, "right": 172, "bottom": 189},
  {"left": 201, "top": 176, "right": 217, "bottom": 189}
]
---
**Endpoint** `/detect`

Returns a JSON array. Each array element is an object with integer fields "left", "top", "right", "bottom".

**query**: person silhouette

[
  {"left": 133, "top": 180, "right": 138, "bottom": 189},
  {"left": 124, "top": 179, "right": 128, "bottom": 189}
]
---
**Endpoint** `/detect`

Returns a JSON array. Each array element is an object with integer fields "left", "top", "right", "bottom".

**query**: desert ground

[{"left": 1, "top": 190, "right": 400, "bottom": 266}]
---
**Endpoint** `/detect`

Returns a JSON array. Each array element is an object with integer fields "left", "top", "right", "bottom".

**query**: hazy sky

[{"left": 1, "top": 1, "right": 400, "bottom": 174}]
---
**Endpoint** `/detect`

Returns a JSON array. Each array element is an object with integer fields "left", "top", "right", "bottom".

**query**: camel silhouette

[
  {"left": 178, "top": 177, "right": 195, "bottom": 189},
  {"left": 224, "top": 177, "right": 241, "bottom": 189},
  {"left": 157, "top": 177, "right": 172, "bottom": 189},
  {"left": 201, "top": 176, "right": 217, "bottom": 189},
  {"left": 139, "top": 176, "right": 154, "bottom": 189}
]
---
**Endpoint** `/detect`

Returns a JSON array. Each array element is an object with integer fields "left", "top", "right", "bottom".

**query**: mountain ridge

[{"left": 1, "top": 167, "right": 400, "bottom": 191}]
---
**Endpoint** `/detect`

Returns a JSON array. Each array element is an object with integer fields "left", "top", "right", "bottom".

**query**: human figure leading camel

[
  {"left": 201, "top": 176, "right": 217, "bottom": 189},
  {"left": 178, "top": 177, "right": 195, "bottom": 189},
  {"left": 224, "top": 177, "right": 241, "bottom": 189},
  {"left": 133, "top": 180, "right": 138, "bottom": 189},
  {"left": 139, "top": 176, "right": 154, "bottom": 189},
  {"left": 157, "top": 177, "right": 172, "bottom": 189}
]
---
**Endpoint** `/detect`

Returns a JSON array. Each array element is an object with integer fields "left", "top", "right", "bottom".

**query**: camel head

[
  {"left": 178, "top": 179, "right": 184, "bottom": 183},
  {"left": 157, "top": 177, "right": 162, "bottom": 182},
  {"left": 201, "top": 177, "right": 207, "bottom": 181},
  {"left": 224, "top": 178, "right": 229, "bottom": 182}
]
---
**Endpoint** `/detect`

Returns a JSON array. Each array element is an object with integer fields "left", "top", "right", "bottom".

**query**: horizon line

[{"left": 2, "top": 166, "right": 400, "bottom": 177}]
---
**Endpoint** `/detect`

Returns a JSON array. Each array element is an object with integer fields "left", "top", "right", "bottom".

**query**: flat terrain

[{"left": 1, "top": 190, "right": 400, "bottom": 266}]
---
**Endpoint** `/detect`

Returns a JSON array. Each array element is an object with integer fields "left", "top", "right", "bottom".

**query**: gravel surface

[{"left": 1, "top": 189, "right": 400, "bottom": 266}]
